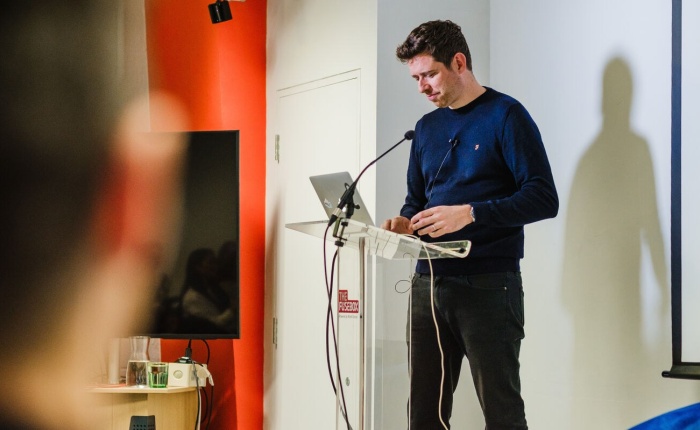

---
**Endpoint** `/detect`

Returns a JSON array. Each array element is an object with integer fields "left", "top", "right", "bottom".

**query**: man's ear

[{"left": 451, "top": 52, "right": 469, "bottom": 74}]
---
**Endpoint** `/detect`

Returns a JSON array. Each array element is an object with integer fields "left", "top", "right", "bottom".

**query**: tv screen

[{"left": 146, "top": 130, "right": 240, "bottom": 339}]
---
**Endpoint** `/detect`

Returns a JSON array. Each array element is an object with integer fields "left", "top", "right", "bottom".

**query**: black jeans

[{"left": 407, "top": 272, "right": 527, "bottom": 430}]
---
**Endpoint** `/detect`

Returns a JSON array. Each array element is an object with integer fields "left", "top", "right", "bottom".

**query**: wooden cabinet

[{"left": 88, "top": 386, "right": 198, "bottom": 430}]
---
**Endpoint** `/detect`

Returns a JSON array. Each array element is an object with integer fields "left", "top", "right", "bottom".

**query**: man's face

[{"left": 407, "top": 53, "right": 462, "bottom": 108}]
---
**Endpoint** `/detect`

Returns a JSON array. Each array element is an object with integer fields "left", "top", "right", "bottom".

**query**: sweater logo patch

[{"left": 474, "top": 144, "right": 480, "bottom": 150}]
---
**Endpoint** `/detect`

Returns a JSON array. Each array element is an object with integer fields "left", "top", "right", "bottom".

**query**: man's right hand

[{"left": 381, "top": 216, "right": 413, "bottom": 234}]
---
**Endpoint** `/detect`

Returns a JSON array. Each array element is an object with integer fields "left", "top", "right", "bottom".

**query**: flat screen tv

[{"left": 145, "top": 130, "right": 240, "bottom": 339}]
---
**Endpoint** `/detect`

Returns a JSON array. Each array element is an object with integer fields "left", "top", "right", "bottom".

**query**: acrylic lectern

[{"left": 286, "top": 217, "right": 470, "bottom": 430}]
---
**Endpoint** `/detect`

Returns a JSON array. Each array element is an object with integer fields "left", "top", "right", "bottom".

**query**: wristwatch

[{"left": 470, "top": 206, "right": 476, "bottom": 223}]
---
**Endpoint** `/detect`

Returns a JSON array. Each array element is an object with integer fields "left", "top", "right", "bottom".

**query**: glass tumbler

[
  {"left": 126, "top": 335, "right": 150, "bottom": 387},
  {"left": 147, "top": 362, "right": 169, "bottom": 388}
]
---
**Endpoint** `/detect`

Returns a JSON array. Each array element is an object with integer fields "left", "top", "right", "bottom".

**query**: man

[
  {"left": 0, "top": 2, "right": 188, "bottom": 429},
  {"left": 382, "top": 20, "right": 558, "bottom": 429}
]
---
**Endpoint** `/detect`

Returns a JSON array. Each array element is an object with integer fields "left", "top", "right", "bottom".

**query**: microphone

[
  {"left": 449, "top": 137, "right": 460, "bottom": 149},
  {"left": 328, "top": 130, "right": 415, "bottom": 226}
]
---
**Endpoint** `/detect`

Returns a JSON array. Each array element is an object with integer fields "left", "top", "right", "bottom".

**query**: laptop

[
  {"left": 309, "top": 171, "right": 375, "bottom": 226},
  {"left": 306, "top": 171, "right": 471, "bottom": 259}
]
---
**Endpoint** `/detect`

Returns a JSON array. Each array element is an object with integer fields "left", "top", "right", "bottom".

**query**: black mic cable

[
  {"left": 427, "top": 137, "right": 460, "bottom": 203},
  {"left": 328, "top": 130, "right": 415, "bottom": 226}
]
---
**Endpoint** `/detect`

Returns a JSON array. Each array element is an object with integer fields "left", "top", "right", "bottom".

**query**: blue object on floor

[{"left": 630, "top": 403, "right": 700, "bottom": 429}]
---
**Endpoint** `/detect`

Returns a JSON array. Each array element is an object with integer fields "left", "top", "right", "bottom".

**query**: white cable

[
  {"left": 408, "top": 264, "right": 412, "bottom": 430},
  {"left": 425, "top": 246, "right": 449, "bottom": 430},
  {"left": 192, "top": 362, "right": 201, "bottom": 430},
  {"left": 403, "top": 235, "right": 449, "bottom": 430},
  {"left": 197, "top": 389, "right": 202, "bottom": 430}
]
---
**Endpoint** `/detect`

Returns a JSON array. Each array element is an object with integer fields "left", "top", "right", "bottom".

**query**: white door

[{"left": 267, "top": 70, "right": 365, "bottom": 430}]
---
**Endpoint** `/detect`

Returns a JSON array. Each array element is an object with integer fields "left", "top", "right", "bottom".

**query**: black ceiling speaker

[{"left": 209, "top": 0, "right": 232, "bottom": 24}]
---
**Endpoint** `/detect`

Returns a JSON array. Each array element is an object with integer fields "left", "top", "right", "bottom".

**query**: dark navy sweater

[{"left": 400, "top": 87, "right": 559, "bottom": 275}]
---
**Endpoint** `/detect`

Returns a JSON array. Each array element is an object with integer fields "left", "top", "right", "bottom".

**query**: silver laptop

[{"left": 309, "top": 171, "right": 375, "bottom": 226}]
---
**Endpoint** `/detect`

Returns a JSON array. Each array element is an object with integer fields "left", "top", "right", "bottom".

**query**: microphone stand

[
  {"left": 324, "top": 130, "right": 415, "bottom": 430},
  {"left": 328, "top": 130, "right": 415, "bottom": 232}
]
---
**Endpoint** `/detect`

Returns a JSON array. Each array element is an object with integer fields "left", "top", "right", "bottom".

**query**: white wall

[
  {"left": 265, "top": 1, "right": 378, "bottom": 429},
  {"left": 490, "top": 1, "right": 699, "bottom": 428},
  {"left": 267, "top": 1, "right": 700, "bottom": 429}
]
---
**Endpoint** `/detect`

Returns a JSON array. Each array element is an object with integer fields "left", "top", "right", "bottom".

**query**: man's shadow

[{"left": 561, "top": 57, "right": 669, "bottom": 426}]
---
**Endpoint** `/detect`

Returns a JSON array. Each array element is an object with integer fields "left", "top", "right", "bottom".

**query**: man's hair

[
  {"left": 396, "top": 20, "right": 472, "bottom": 70},
  {"left": 0, "top": 2, "right": 126, "bottom": 344}
]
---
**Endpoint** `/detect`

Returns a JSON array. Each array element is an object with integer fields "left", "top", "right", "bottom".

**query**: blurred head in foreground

[{"left": 0, "top": 2, "right": 188, "bottom": 428}]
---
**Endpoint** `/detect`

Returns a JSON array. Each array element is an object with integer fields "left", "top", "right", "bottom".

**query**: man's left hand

[{"left": 409, "top": 204, "right": 473, "bottom": 238}]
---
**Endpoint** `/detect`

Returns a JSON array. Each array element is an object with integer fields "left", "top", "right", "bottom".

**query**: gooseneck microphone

[{"left": 328, "top": 130, "right": 415, "bottom": 226}]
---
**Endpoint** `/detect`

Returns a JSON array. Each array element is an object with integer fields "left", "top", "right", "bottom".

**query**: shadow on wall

[{"left": 561, "top": 57, "right": 670, "bottom": 427}]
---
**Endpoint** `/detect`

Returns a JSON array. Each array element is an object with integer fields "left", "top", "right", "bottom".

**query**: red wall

[{"left": 145, "top": 1, "right": 267, "bottom": 428}]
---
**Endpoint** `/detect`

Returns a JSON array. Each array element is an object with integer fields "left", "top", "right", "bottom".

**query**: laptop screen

[{"left": 309, "top": 171, "right": 374, "bottom": 226}]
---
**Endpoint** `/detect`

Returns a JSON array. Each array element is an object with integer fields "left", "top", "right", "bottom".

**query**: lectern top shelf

[{"left": 286, "top": 218, "right": 470, "bottom": 260}]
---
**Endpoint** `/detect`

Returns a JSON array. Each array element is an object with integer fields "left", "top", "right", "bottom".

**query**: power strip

[{"left": 168, "top": 362, "right": 210, "bottom": 387}]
